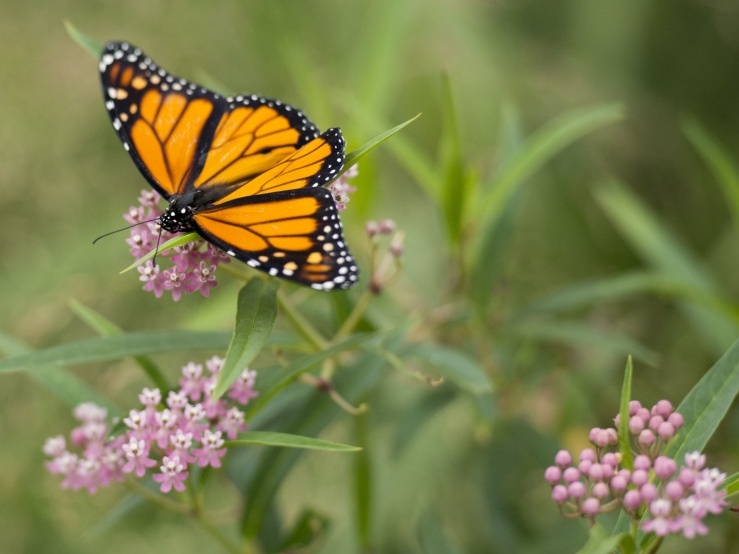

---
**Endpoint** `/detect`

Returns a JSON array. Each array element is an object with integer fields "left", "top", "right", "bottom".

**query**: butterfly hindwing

[{"left": 192, "top": 128, "right": 358, "bottom": 290}]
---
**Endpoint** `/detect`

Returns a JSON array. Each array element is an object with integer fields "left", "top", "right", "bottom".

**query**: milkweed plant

[{"left": 3, "top": 24, "right": 739, "bottom": 554}]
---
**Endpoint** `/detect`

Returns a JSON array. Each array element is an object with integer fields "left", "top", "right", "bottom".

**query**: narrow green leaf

[
  {"left": 666, "top": 337, "right": 739, "bottom": 458},
  {"left": 119, "top": 232, "right": 200, "bottom": 274},
  {"left": 229, "top": 431, "right": 360, "bottom": 452},
  {"left": 594, "top": 180, "right": 739, "bottom": 354},
  {"left": 68, "top": 300, "right": 169, "bottom": 392},
  {"left": 617, "top": 357, "right": 634, "bottom": 470},
  {"left": 405, "top": 343, "right": 493, "bottom": 394},
  {"left": 576, "top": 524, "right": 634, "bottom": 554},
  {"left": 353, "top": 413, "right": 372, "bottom": 548},
  {"left": 0, "top": 330, "right": 231, "bottom": 373},
  {"left": 682, "top": 117, "right": 739, "bottom": 225},
  {"left": 213, "top": 278, "right": 279, "bottom": 399},
  {"left": 439, "top": 75, "right": 467, "bottom": 245},
  {"left": 470, "top": 104, "right": 624, "bottom": 305},
  {"left": 0, "top": 332, "right": 117, "bottom": 411},
  {"left": 477, "top": 103, "right": 624, "bottom": 226},
  {"left": 344, "top": 114, "right": 421, "bottom": 170},
  {"left": 509, "top": 320, "right": 659, "bottom": 366},
  {"left": 64, "top": 21, "right": 103, "bottom": 58},
  {"left": 723, "top": 472, "right": 739, "bottom": 498}
]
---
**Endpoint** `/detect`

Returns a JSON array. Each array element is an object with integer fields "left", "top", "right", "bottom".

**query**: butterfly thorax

[{"left": 159, "top": 190, "right": 203, "bottom": 233}]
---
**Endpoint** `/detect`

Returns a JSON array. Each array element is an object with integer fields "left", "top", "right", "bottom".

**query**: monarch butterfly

[{"left": 99, "top": 41, "right": 358, "bottom": 291}]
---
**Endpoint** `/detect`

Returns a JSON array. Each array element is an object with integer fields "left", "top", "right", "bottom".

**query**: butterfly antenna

[
  {"left": 92, "top": 217, "right": 159, "bottom": 244},
  {"left": 152, "top": 223, "right": 164, "bottom": 267}
]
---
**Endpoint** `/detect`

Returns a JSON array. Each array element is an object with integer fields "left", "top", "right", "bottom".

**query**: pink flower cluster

[
  {"left": 125, "top": 190, "right": 229, "bottom": 300},
  {"left": 43, "top": 356, "right": 257, "bottom": 494},
  {"left": 544, "top": 400, "right": 727, "bottom": 539}
]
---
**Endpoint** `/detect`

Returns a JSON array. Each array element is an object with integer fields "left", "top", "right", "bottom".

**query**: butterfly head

[{"left": 159, "top": 192, "right": 201, "bottom": 233}]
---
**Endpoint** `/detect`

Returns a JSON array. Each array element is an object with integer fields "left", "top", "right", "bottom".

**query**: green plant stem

[
  {"left": 124, "top": 477, "right": 192, "bottom": 513},
  {"left": 124, "top": 478, "right": 242, "bottom": 553},
  {"left": 334, "top": 289, "right": 373, "bottom": 341},
  {"left": 276, "top": 289, "right": 328, "bottom": 350}
]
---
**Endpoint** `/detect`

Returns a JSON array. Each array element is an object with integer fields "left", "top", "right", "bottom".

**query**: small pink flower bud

[
  {"left": 634, "top": 455, "right": 652, "bottom": 470},
  {"left": 648, "top": 415, "right": 665, "bottom": 432},
  {"left": 654, "top": 456, "right": 677, "bottom": 479},
  {"left": 578, "top": 459, "right": 593, "bottom": 475},
  {"left": 636, "top": 407, "right": 650, "bottom": 422},
  {"left": 657, "top": 421, "right": 675, "bottom": 440},
  {"left": 365, "top": 221, "right": 379, "bottom": 236},
  {"left": 641, "top": 483, "right": 658, "bottom": 503},
  {"left": 638, "top": 429, "right": 656, "bottom": 447},
  {"left": 544, "top": 466, "right": 562, "bottom": 484},
  {"left": 563, "top": 467, "right": 580, "bottom": 484},
  {"left": 588, "top": 463, "right": 604, "bottom": 481},
  {"left": 592, "top": 482, "right": 610, "bottom": 499},
  {"left": 623, "top": 489, "right": 642, "bottom": 511},
  {"left": 551, "top": 485, "right": 568, "bottom": 503},
  {"left": 652, "top": 400, "right": 673, "bottom": 417},
  {"left": 554, "top": 450, "right": 572, "bottom": 467},
  {"left": 632, "top": 469, "right": 649, "bottom": 487},
  {"left": 579, "top": 448, "right": 596, "bottom": 463},
  {"left": 628, "top": 416, "right": 645, "bottom": 434},
  {"left": 582, "top": 497, "right": 600, "bottom": 515},
  {"left": 665, "top": 480, "right": 684, "bottom": 500},
  {"left": 678, "top": 467, "right": 696, "bottom": 487},
  {"left": 378, "top": 219, "right": 396, "bottom": 234},
  {"left": 568, "top": 481, "right": 587, "bottom": 499},
  {"left": 610, "top": 474, "right": 628, "bottom": 492},
  {"left": 601, "top": 452, "right": 619, "bottom": 468},
  {"left": 628, "top": 400, "right": 643, "bottom": 415},
  {"left": 667, "top": 412, "right": 684, "bottom": 430}
]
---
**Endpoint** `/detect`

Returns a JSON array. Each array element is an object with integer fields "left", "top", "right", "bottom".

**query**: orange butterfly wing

[
  {"left": 100, "top": 42, "right": 357, "bottom": 290},
  {"left": 100, "top": 42, "right": 318, "bottom": 198},
  {"left": 193, "top": 129, "right": 358, "bottom": 290}
]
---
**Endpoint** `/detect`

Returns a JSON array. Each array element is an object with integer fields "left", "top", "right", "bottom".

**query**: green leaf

[
  {"left": 682, "top": 117, "right": 739, "bottom": 225},
  {"left": 723, "top": 472, "right": 739, "bottom": 499},
  {"left": 344, "top": 114, "right": 421, "bottom": 170},
  {"left": 0, "top": 331, "right": 117, "bottom": 411},
  {"left": 666, "top": 337, "right": 739, "bottom": 458},
  {"left": 213, "top": 278, "right": 279, "bottom": 399},
  {"left": 229, "top": 431, "right": 360, "bottom": 452},
  {"left": 68, "top": 299, "right": 169, "bottom": 392},
  {"left": 439, "top": 74, "right": 467, "bottom": 245},
  {"left": 617, "top": 357, "right": 634, "bottom": 470},
  {"left": 405, "top": 343, "right": 493, "bottom": 394},
  {"left": 520, "top": 271, "right": 689, "bottom": 315},
  {"left": 509, "top": 319, "right": 659, "bottom": 366},
  {"left": 353, "top": 413, "right": 372, "bottom": 548},
  {"left": 64, "top": 21, "right": 103, "bottom": 58},
  {"left": 576, "top": 524, "right": 634, "bottom": 554},
  {"left": 469, "top": 104, "right": 624, "bottom": 306},
  {"left": 0, "top": 330, "right": 231, "bottom": 373},
  {"left": 477, "top": 103, "right": 624, "bottom": 231},
  {"left": 119, "top": 232, "right": 200, "bottom": 274},
  {"left": 594, "top": 180, "right": 739, "bottom": 354}
]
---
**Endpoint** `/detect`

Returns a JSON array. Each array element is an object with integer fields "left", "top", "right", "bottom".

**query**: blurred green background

[{"left": 3, "top": 0, "right": 739, "bottom": 552}]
